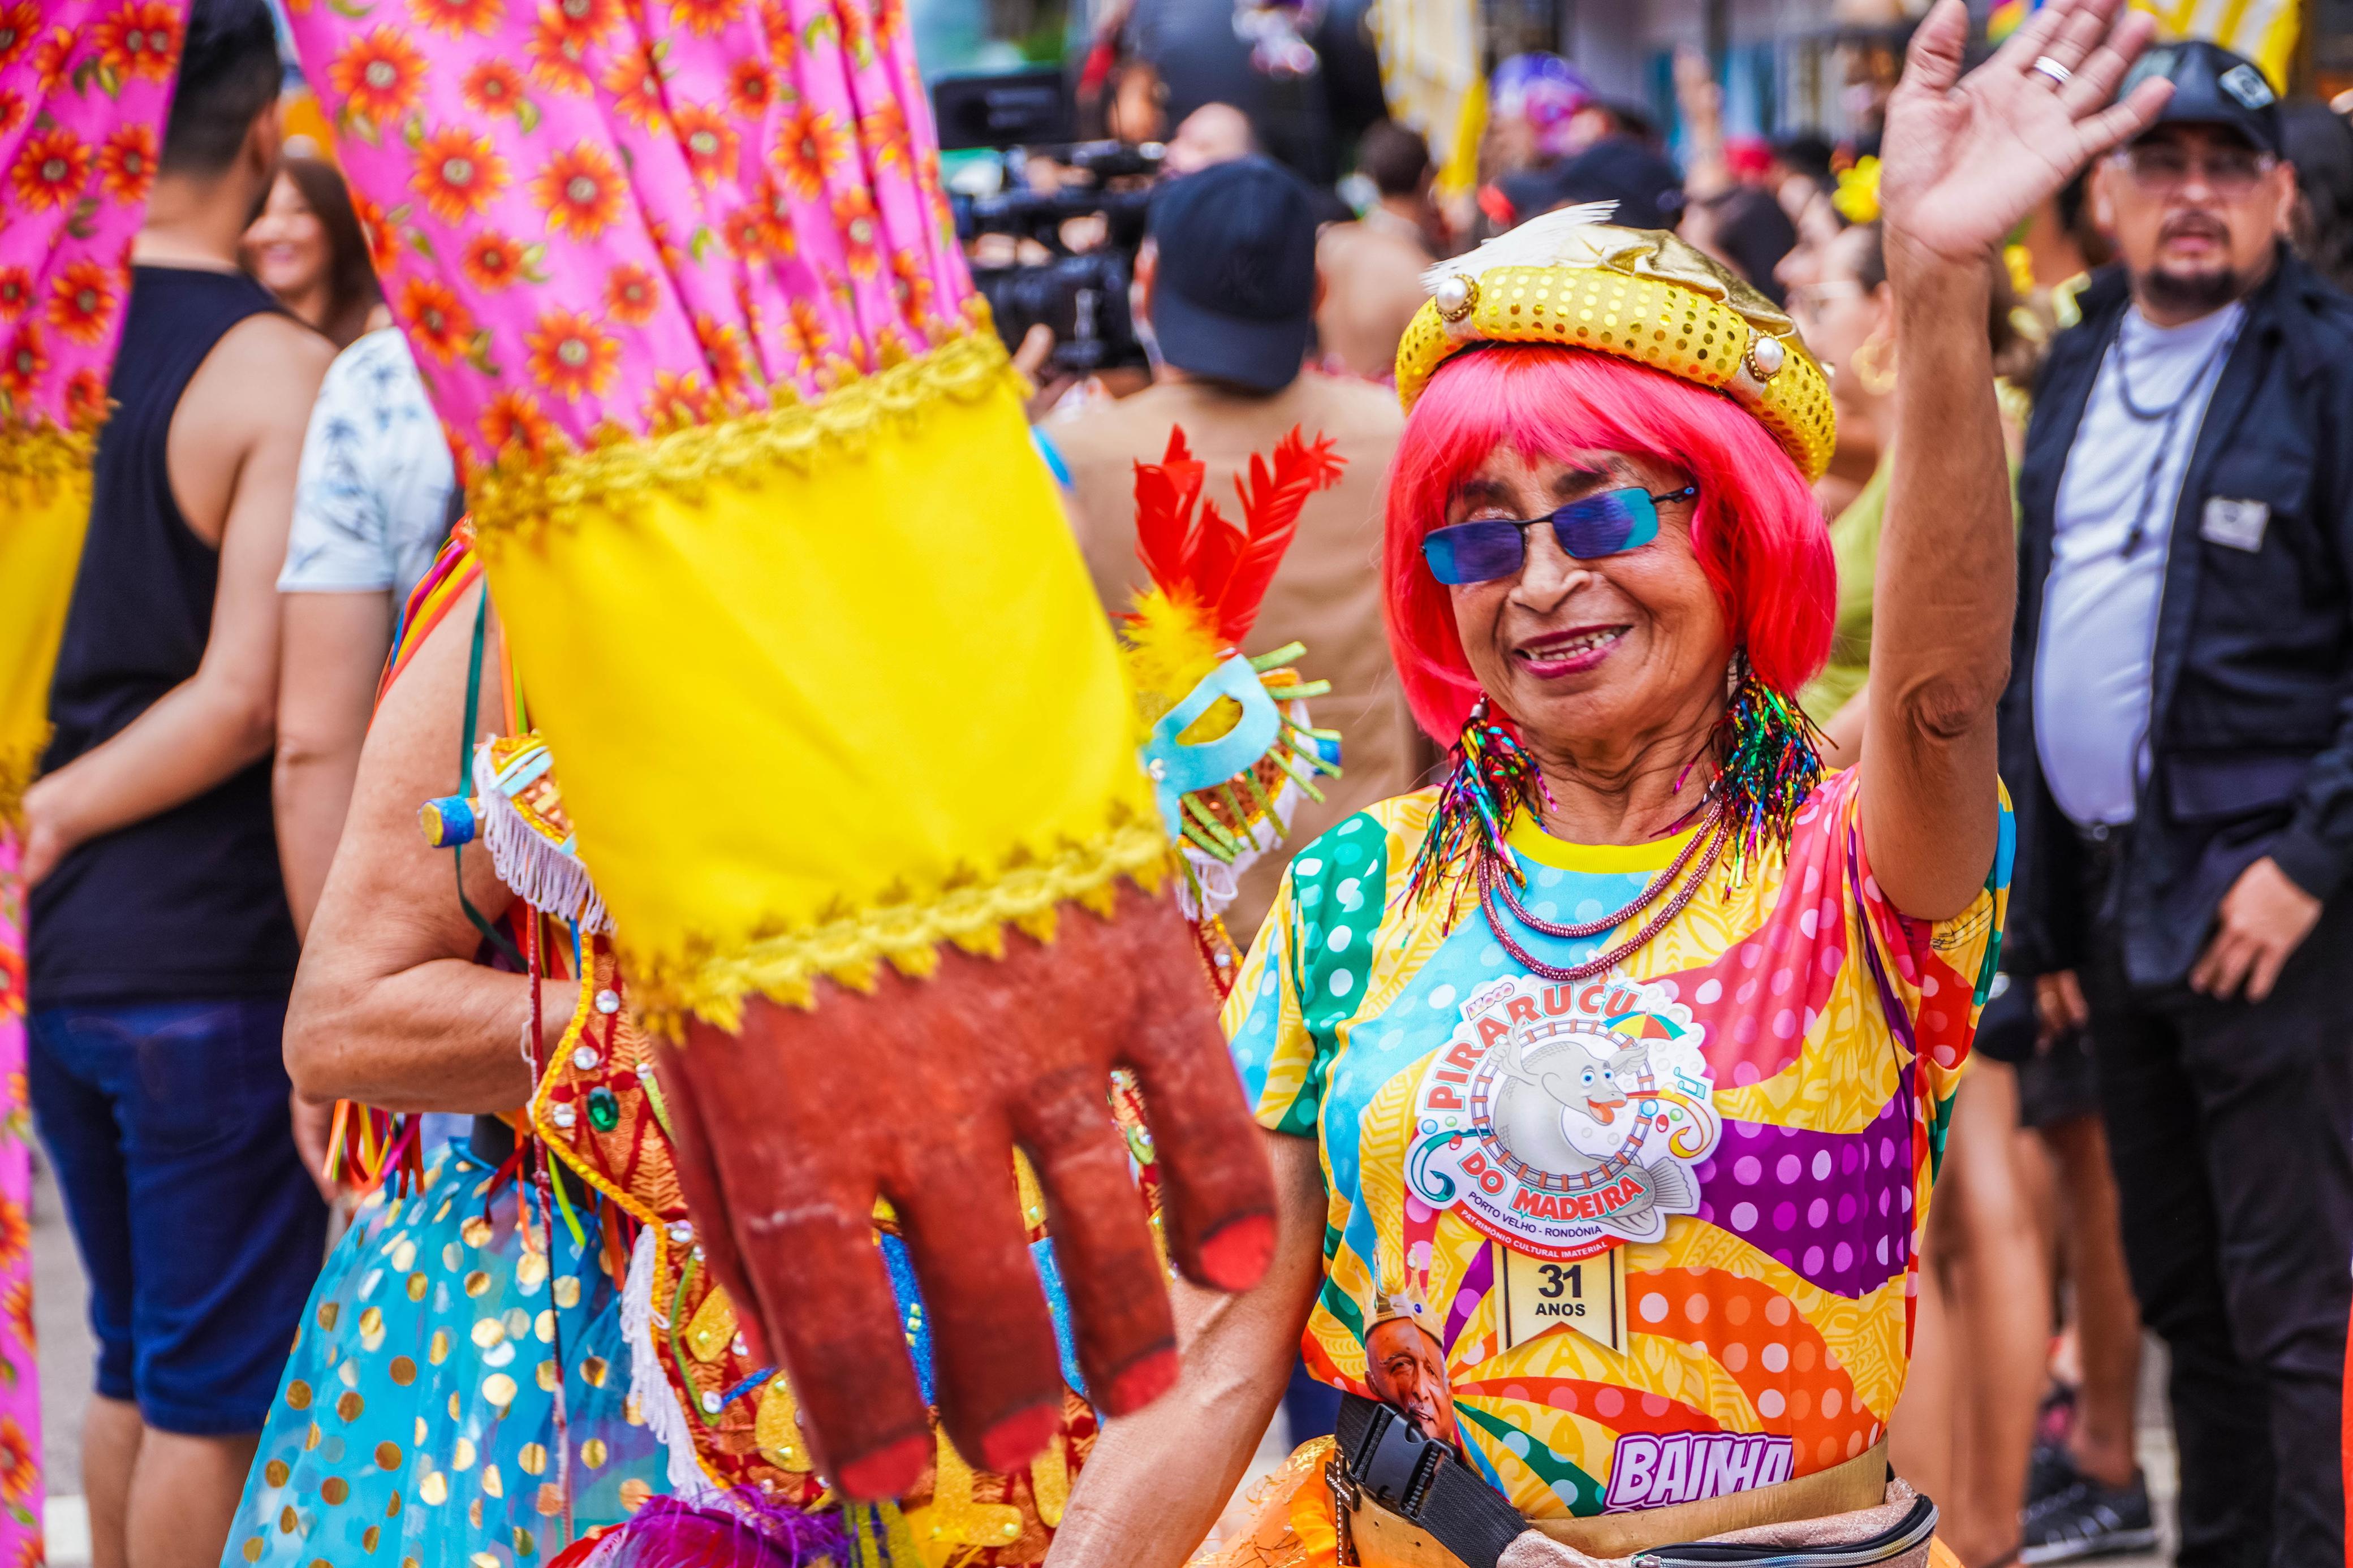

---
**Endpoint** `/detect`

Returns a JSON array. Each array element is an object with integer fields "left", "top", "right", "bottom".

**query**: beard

[{"left": 2139, "top": 261, "right": 2249, "bottom": 316}]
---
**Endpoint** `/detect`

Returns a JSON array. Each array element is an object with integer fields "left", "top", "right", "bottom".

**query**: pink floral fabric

[
  {"left": 0, "top": 839, "right": 42, "bottom": 1560},
  {"left": 0, "top": 0, "right": 184, "bottom": 440},
  {"left": 283, "top": 0, "right": 976, "bottom": 482}
]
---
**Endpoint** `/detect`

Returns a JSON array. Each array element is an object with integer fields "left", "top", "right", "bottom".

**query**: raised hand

[{"left": 1879, "top": 0, "right": 2171, "bottom": 267}]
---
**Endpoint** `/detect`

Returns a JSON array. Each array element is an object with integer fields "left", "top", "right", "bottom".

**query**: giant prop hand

[
  {"left": 281, "top": 0, "right": 1276, "bottom": 1496},
  {"left": 0, "top": 0, "right": 186, "bottom": 819}
]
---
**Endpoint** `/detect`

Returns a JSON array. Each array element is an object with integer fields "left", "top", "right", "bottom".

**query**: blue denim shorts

[{"left": 28, "top": 997, "right": 328, "bottom": 1435}]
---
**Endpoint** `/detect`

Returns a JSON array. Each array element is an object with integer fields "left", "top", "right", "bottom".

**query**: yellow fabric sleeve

[{"left": 473, "top": 334, "right": 1165, "bottom": 1035}]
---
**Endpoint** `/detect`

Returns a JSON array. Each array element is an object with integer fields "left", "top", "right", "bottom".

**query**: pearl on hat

[
  {"left": 1749, "top": 333, "right": 1787, "bottom": 379},
  {"left": 1433, "top": 273, "right": 1477, "bottom": 323}
]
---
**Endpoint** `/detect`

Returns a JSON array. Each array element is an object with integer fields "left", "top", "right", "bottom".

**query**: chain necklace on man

[{"left": 2106, "top": 304, "right": 2240, "bottom": 556}]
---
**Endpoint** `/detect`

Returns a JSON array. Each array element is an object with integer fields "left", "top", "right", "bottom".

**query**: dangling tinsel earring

[
  {"left": 1404, "top": 696, "right": 1553, "bottom": 919},
  {"left": 1709, "top": 654, "right": 1826, "bottom": 886}
]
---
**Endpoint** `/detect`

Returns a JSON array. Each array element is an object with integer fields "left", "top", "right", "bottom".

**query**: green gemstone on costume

[{"left": 585, "top": 1087, "right": 621, "bottom": 1133}]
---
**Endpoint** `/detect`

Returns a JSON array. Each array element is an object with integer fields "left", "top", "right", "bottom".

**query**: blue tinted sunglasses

[{"left": 1421, "top": 485, "right": 1697, "bottom": 586}]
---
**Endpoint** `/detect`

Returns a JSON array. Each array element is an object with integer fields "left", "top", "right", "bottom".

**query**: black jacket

[{"left": 2001, "top": 249, "right": 2353, "bottom": 990}]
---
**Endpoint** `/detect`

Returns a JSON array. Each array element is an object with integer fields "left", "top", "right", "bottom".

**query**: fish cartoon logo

[{"left": 1409, "top": 971, "right": 1719, "bottom": 1260}]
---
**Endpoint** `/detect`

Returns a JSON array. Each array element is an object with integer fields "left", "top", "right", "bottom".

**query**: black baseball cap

[
  {"left": 2122, "top": 40, "right": 2282, "bottom": 157},
  {"left": 1146, "top": 156, "right": 1318, "bottom": 392}
]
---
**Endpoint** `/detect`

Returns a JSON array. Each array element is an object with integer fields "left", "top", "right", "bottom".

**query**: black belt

[
  {"left": 1328, "top": 1393, "right": 1937, "bottom": 1568},
  {"left": 1330, "top": 1394, "right": 1524, "bottom": 1568}
]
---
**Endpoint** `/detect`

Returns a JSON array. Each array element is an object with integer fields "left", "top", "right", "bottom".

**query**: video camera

[{"left": 932, "top": 69, "right": 1162, "bottom": 375}]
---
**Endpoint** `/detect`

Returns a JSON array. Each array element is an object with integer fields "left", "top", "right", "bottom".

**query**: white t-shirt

[
  {"left": 2035, "top": 302, "right": 2244, "bottom": 828},
  {"left": 278, "top": 329, "right": 456, "bottom": 609}
]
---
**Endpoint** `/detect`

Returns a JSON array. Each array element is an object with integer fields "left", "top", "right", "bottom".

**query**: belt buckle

[{"left": 1326, "top": 1455, "right": 1362, "bottom": 1566}]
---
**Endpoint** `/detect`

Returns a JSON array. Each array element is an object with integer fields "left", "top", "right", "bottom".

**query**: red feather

[
  {"left": 1131, "top": 426, "right": 1206, "bottom": 593},
  {"left": 1127, "top": 422, "right": 1344, "bottom": 644},
  {"left": 1213, "top": 426, "right": 1345, "bottom": 643}
]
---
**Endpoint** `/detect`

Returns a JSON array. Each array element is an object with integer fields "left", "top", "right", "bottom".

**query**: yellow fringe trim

[
  {"left": 468, "top": 330, "right": 1022, "bottom": 539},
  {"left": 0, "top": 422, "right": 96, "bottom": 506},
  {"left": 625, "top": 815, "right": 1174, "bottom": 1039}
]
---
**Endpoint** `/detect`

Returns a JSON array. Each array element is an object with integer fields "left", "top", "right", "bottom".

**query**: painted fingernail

[
  {"left": 979, "top": 1401, "right": 1063, "bottom": 1473},
  {"left": 1102, "top": 1345, "right": 1179, "bottom": 1416},
  {"left": 1198, "top": 1212, "right": 1275, "bottom": 1290},
  {"left": 836, "top": 1432, "right": 932, "bottom": 1500}
]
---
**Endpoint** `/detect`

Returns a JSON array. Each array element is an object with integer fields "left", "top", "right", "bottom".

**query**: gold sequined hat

[{"left": 1395, "top": 204, "right": 1837, "bottom": 482}]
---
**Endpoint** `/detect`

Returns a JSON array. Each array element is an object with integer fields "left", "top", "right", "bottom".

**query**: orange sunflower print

[
  {"left": 479, "top": 387, "right": 561, "bottom": 460},
  {"left": 399, "top": 277, "right": 476, "bottom": 364},
  {"left": 726, "top": 57, "right": 775, "bottom": 119},
  {"left": 97, "top": 123, "right": 158, "bottom": 205},
  {"left": 859, "top": 100, "right": 910, "bottom": 173},
  {"left": 461, "top": 231, "right": 529, "bottom": 292},
  {"left": 889, "top": 248, "right": 933, "bottom": 327},
  {"left": 833, "top": 188, "right": 881, "bottom": 277},
  {"left": 10, "top": 129, "right": 89, "bottom": 214},
  {"left": 0, "top": 93, "right": 21, "bottom": 140},
  {"left": 602, "top": 44, "right": 667, "bottom": 131},
  {"left": 0, "top": 4, "right": 37, "bottom": 70},
  {"left": 351, "top": 189, "right": 400, "bottom": 277},
  {"left": 751, "top": 174, "right": 799, "bottom": 256},
  {"left": 461, "top": 58, "right": 529, "bottom": 120},
  {"left": 757, "top": 0, "right": 797, "bottom": 60},
  {"left": 0, "top": 1420, "right": 31, "bottom": 1505},
  {"left": 29, "top": 26, "right": 72, "bottom": 94},
  {"left": 831, "top": 0, "right": 871, "bottom": 64},
  {"left": 540, "top": 0, "right": 622, "bottom": 47},
  {"left": 642, "top": 369, "right": 712, "bottom": 431},
  {"left": 0, "top": 1200, "right": 27, "bottom": 1275},
  {"left": 532, "top": 144, "right": 626, "bottom": 240},
  {"left": 603, "top": 264, "right": 660, "bottom": 325},
  {"left": 719, "top": 204, "right": 770, "bottom": 262},
  {"left": 525, "top": 310, "right": 620, "bottom": 401},
  {"left": 667, "top": 0, "right": 742, "bottom": 37},
  {"left": 410, "top": 0, "right": 503, "bottom": 37},
  {"left": 525, "top": 15, "right": 592, "bottom": 96},
  {"left": 329, "top": 27, "right": 428, "bottom": 126},
  {"left": 63, "top": 367, "right": 106, "bottom": 430},
  {"left": 0, "top": 269, "right": 29, "bottom": 324},
  {"left": 90, "top": 0, "right": 180, "bottom": 81},
  {"left": 0, "top": 1281, "right": 27, "bottom": 1354},
  {"left": 410, "top": 126, "right": 508, "bottom": 225},
  {"left": 675, "top": 103, "right": 740, "bottom": 185},
  {"left": 693, "top": 313, "right": 753, "bottom": 403},
  {"left": 779, "top": 297, "right": 831, "bottom": 369},
  {"left": 773, "top": 104, "right": 848, "bottom": 201},
  {"left": 44, "top": 260, "right": 116, "bottom": 347}
]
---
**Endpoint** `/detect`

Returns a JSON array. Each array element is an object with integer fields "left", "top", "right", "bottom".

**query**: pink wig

[{"left": 1383, "top": 344, "right": 1835, "bottom": 741}]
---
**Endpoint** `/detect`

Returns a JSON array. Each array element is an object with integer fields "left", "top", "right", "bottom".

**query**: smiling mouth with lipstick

[{"left": 1514, "top": 624, "right": 1630, "bottom": 677}]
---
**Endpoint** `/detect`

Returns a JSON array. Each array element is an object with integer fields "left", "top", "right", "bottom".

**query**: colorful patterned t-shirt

[{"left": 1223, "top": 767, "right": 2011, "bottom": 1519}]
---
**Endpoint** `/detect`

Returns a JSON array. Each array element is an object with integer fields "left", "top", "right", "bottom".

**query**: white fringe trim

[
  {"left": 623, "top": 1224, "right": 722, "bottom": 1502},
  {"left": 474, "top": 740, "right": 615, "bottom": 934}
]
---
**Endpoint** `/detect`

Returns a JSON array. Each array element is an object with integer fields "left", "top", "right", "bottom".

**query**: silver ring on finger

[{"left": 2030, "top": 54, "right": 2073, "bottom": 88}]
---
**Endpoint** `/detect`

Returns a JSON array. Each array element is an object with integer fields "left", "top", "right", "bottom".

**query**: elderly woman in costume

[{"left": 1046, "top": 5, "right": 2169, "bottom": 1567}]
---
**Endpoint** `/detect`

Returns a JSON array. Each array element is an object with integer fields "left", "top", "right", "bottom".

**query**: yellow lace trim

[
  {"left": 626, "top": 813, "right": 1173, "bottom": 1038},
  {"left": 0, "top": 424, "right": 95, "bottom": 505},
  {"left": 0, "top": 732, "right": 44, "bottom": 830},
  {"left": 467, "top": 330, "right": 1022, "bottom": 539}
]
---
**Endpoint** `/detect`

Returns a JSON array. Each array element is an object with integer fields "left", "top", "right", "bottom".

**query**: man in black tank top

[{"left": 15, "top": 5, "right": 335, "bottom": 1563}]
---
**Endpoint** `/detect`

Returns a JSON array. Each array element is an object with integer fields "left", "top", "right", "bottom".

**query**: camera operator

[{"left": 1041, "top": 156, "right": 1416, "bottom": 945}]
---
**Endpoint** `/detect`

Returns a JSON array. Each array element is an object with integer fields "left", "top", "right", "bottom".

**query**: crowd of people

[{"left": 11, "top": 0, "right": 2353, "bottom": 1565}]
